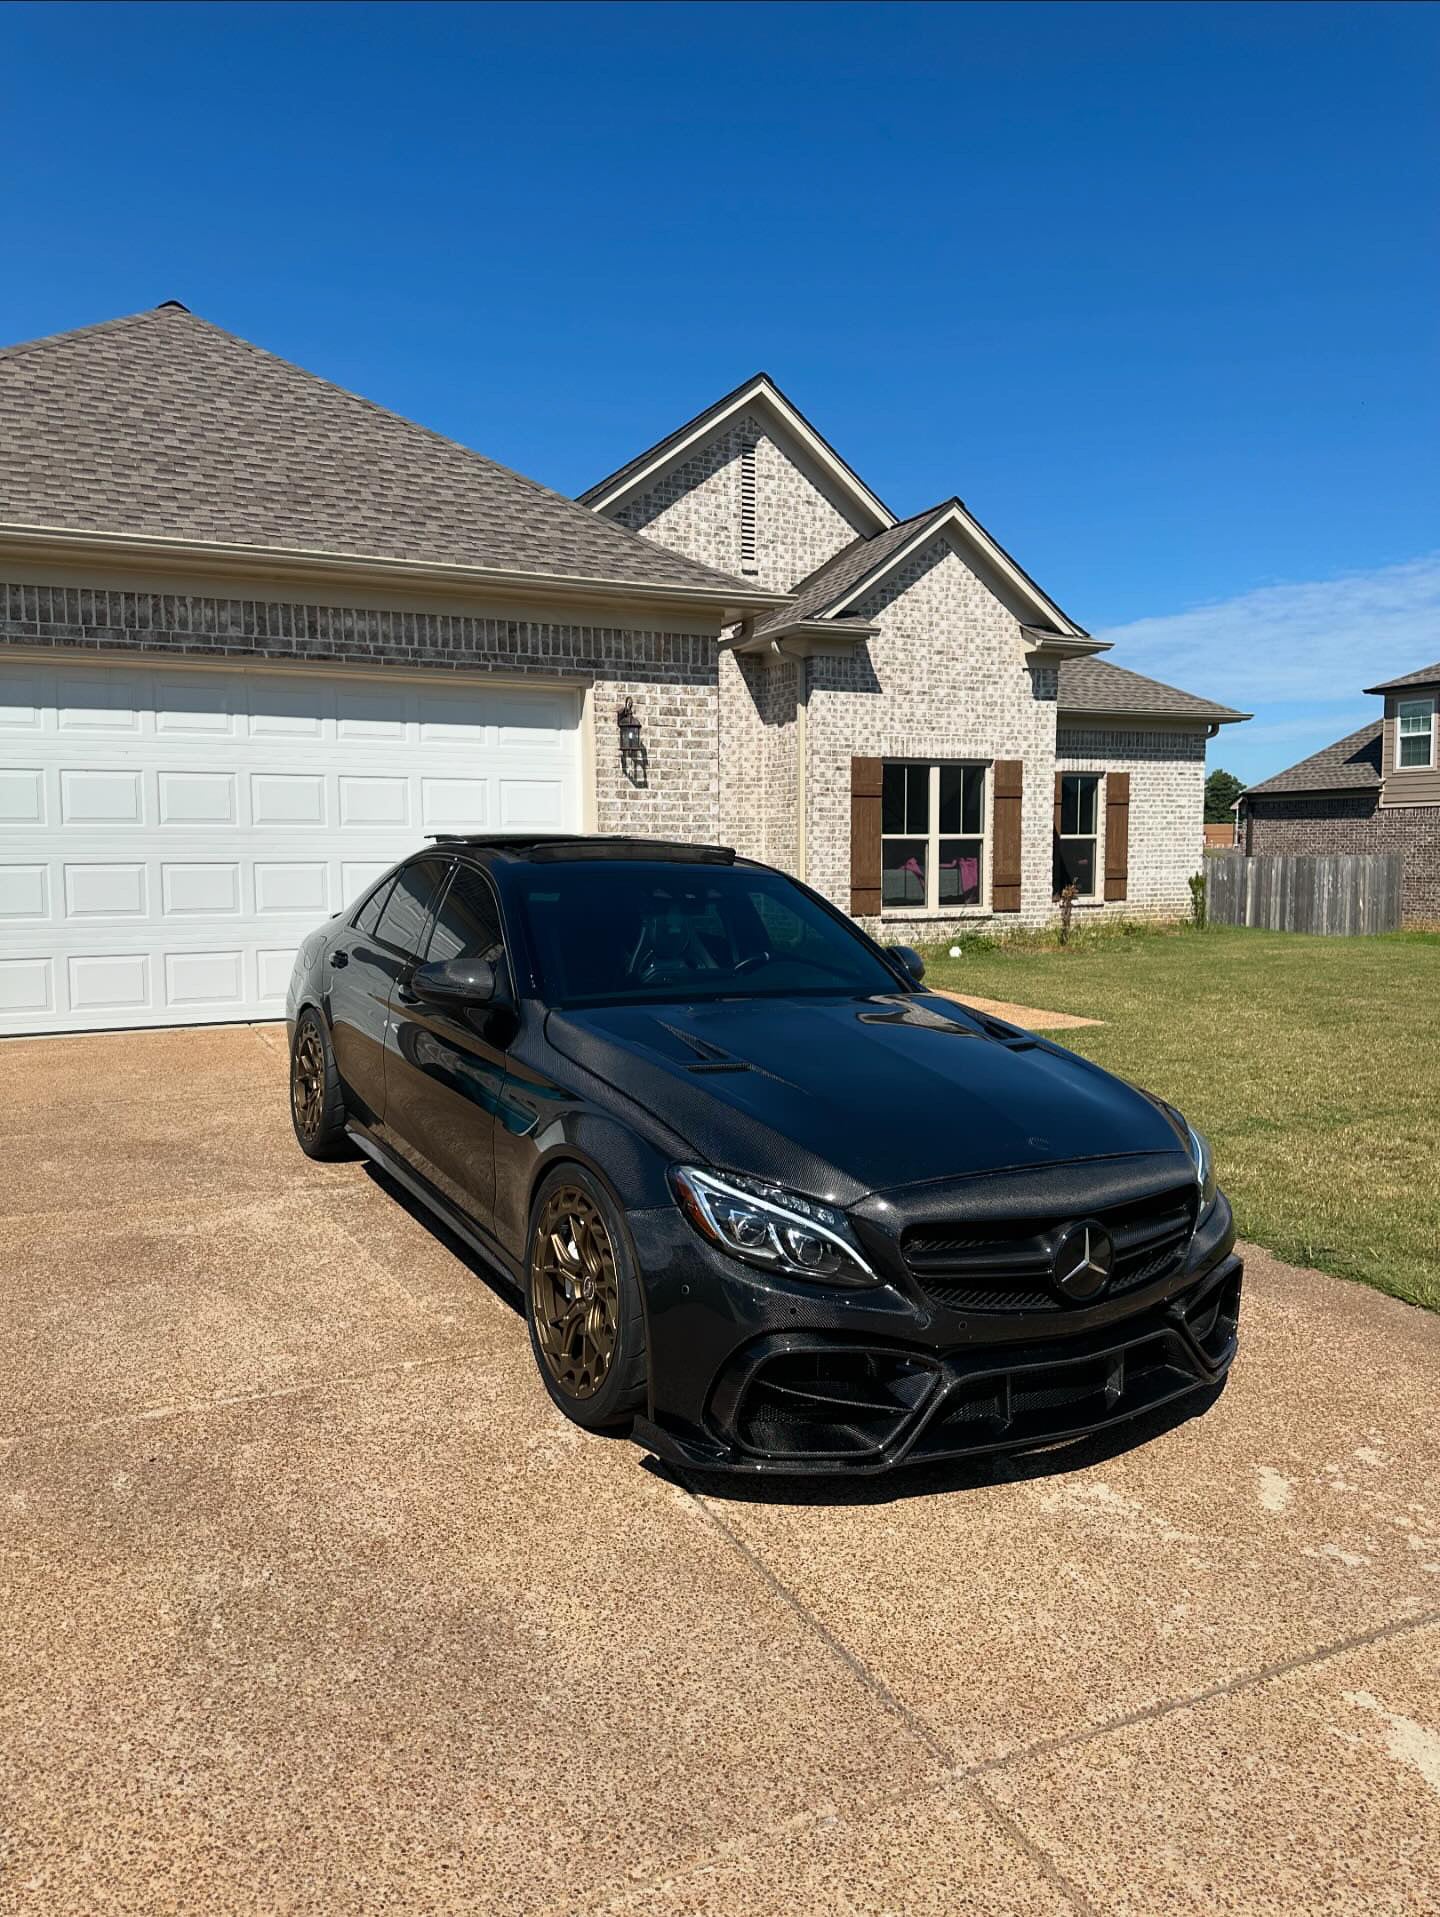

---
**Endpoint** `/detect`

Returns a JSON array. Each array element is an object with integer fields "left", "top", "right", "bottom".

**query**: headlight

[
  {"left": 1185, "top": 1120, "right": 1217, "bottom": 1209},
  {"left": 670, "top": 1166, "right": 878, "bottom": 1287}
]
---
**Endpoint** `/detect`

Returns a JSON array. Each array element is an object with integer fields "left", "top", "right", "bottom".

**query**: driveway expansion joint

[{"left": 676, "top": 1469, "right": 1102, "bottom": 1917}]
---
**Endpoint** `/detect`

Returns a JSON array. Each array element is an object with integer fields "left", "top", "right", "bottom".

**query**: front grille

[{"left": 902, "top": 1182, "right": 1197, "bottom": 1315}]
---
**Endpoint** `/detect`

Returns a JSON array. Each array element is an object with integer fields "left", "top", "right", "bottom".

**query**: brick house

[
  {"left": 0, "top": 307, "right": 1245, "bottom": 1035},
  {"left": 1237, "top": 661, "right": 1440, "bottom": 923}
]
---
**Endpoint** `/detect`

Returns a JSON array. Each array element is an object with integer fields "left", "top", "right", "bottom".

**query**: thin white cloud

[{"left": 1095, "top": 554, "right": 1440, "bottom": 708}]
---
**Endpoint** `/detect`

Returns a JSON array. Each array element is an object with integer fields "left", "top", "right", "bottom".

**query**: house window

[
  {"left": 1397, "top": 697, "right": 1436, "bottom": 769},
  {"left": 1054, "top": 774, "right": 1100, "bottom": 897},
  {"left": 881, "top": 762, "right": 985, "bottom": 910}
]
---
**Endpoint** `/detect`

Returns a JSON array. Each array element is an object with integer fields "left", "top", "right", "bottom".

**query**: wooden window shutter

[
  {"left": 992, "top": 760, "right": 1024, "bottom": 912},
  {"left": 850, "top": 757, "right": 883, "bottom": 915},
  {"left": 1054, "top": 771, "right": 1064, "bottom": 835},
  {"left": 1104, "top": 772, "right": 1131, "bottom": 901}
]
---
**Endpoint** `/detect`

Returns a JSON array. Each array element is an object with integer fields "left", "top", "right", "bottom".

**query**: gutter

[{"left": 0, "top": 522, "right": 791, "bottom": 624}]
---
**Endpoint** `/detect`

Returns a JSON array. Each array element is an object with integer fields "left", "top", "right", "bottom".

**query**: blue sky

[{"left": 4, "top": 1, "right": 1436, "bottom": 784}]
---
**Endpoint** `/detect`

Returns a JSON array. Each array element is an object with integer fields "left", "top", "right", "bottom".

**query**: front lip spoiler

[{"left": 635, "top": 1254, "right": 1242, "bottom": 1477}]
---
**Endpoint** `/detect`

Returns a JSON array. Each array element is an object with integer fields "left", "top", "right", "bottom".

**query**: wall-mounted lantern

[{"left": 617, "top": 697, "right": 647, "bottom": 785}]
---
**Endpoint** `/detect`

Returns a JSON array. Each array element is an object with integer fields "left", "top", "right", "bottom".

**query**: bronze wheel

[
  {"left": 530, "top": 1185, "right": 622, "bottom": 1401},
  {"left": 291, "top": 1022, "right": 327, "bottom": 1141}
]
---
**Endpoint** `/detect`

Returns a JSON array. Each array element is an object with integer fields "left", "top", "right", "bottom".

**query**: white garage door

[{"left": 0, "top": 656, "right": 583, "bottom": 1035}]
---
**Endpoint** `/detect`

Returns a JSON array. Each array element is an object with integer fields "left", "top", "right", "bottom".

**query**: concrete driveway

[{"left": 2, "top": 1025, "right": 1438, "bottom": 1915}]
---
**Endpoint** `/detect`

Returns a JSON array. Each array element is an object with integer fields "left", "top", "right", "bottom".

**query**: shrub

[{"left": 1188, "top": 871, "right": 1207, "bottom": 930}]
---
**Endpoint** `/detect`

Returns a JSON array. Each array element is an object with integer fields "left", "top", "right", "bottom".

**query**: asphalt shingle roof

[
  {"left": 0, "top": 305, "right": 763, "bottom": 599},
  {"left": 751, "top": 503, "right": 956, "bottom": 637},
  {"left": 1243, "top": 721, "right": 1384, "bottom": 797},
  {"left": 1056, "top": 657, "right": 1249, "bottom": 724},
  {"left": 1363, "top": 660, "right": 1440, "bottom": 694}
]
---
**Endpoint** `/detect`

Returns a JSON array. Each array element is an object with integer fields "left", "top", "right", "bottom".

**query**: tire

[
  {"left": 289, "top": 1008, "right": 354, "bottom": 1160},
  {"left": 524, "top": 1165, "right": 648, "bottom": 1431}
]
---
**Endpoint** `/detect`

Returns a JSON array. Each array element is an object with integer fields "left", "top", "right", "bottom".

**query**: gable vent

[{"left": 739, "top": 439, "right": 758, "bottom": 574}]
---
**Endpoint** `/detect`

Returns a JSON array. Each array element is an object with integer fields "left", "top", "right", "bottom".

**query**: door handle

[{"left": 328, "top": 950, "right": 348, "bottom": 969}]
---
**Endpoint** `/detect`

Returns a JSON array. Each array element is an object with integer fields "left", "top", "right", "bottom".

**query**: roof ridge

[{"left": 0, "top": 304, "right": 189, "bottom": 364}]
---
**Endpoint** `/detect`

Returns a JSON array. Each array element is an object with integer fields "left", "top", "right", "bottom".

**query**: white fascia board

[
  {"left": 0, "top": 522, "right": 788, "bottom": 625},
  {"left": 1057, "top": 707, "right": 1249, "bottom": 729},
  {"left": 726, "top": 617, "right": 879, "bottom": 657},
  {"left": 824, "top": 504, "right": 1085, "bottom": 638},
  {"left": 585, "top": 379, "right": 895, "bottom": 534}
]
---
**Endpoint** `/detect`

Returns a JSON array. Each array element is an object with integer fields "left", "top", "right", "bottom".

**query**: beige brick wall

[
  {"left": 1056, "top": 725, "right": 1208, "bottom": 918},
  {"left": 803, "top": 537, "right": 1061, "bottom": 937},
  {"left": 718, "top": 647, "right": 799, "bottom": 867},
  {"left": 611, "top": 413, "right": 869, "bottom": 592}
]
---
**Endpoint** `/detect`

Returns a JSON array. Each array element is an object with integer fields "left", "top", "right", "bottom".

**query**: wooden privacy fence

[{"left": 1208, "top": 852, "right": 1402, "bottom": 935}]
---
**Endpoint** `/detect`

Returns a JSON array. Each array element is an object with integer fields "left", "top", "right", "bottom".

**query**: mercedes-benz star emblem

[{"left": 1050, "top": 1220, "right": 1114, "bottom": 1302}]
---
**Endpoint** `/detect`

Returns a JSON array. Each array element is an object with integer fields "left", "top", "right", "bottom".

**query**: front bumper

[{"left": 627, "top": 1191, "right": 1242, "bottom": 1476}]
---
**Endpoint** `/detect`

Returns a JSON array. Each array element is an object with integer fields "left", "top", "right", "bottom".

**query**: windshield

[{"left": 511, "top": 862, "right": 906, "bottom": 1007}]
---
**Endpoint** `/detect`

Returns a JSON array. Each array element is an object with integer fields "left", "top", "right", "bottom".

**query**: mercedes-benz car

[{"left": 286, "top": 835, "right": 1241, "bottom": 1475}]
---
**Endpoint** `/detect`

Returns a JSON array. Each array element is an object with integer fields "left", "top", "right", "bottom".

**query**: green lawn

[{"left": 920, "top": 925, "right": 1440, "bottom": 1312}]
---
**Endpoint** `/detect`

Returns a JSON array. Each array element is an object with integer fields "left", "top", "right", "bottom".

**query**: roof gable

[
  {"left": 580, "top": 373, "right": 895, "bottom": 535},
  {"left": 0, "top": 305, "right": 777, "bottom": 609},
  {"left": 750, "top": 498, "right": 1090, "bottom": 642}
]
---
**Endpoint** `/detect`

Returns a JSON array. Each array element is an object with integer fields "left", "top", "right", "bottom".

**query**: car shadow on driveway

[
  {"left": 358, "top": 1160, "right": 525, "bottom": 1316},
  {"left": 651, "top": 1382, "right": 1228, "bottom": 1508}
]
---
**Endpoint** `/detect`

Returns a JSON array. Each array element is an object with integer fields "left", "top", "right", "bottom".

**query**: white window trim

[
  {"left": 1396, "top": 695, "right": 1437, "bottom": 771},
  {"left": 1056, "top": 771, "right": 1103, "bottom": 900},
  {"left": 880, "top": 761, "right": 989, "bottom": 915}
]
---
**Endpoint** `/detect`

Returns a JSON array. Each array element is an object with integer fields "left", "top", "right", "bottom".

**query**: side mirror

[
  {"left": 409, "top": 957, "right": 497, "bottom": 1006},
  {"left": 885, "top": 943, "right": 926, "bottom": 983}
]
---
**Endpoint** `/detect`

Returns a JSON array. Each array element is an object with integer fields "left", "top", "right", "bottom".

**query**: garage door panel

[
  {"left": 1, "top": 865, "right": 49, "bottom": 919},
  {"left": 1, "top": 670, "right": 47, "bottom": 730},
  {"left": 156, "top": 675, "right": 239, "bottom": 736},
  {"left": 60, "top": 768, "right": 143, "bottom": 826},
  {"left": 251, "top": 773, "right": 326, "bottom": 827},
  {"left": 63, "top": 864, "right": 148, "bottom": 919},
  {"left": 248, "top": 677, "right": 328, "bottom": 739},
  {"left": 164, "top": 950, "right": 245, "bottom": 1008},
  {"left": 420, "top": 778, "right": 489, "bottom": 832},
  {"left": 0, "top": 659, "right": 582, "bottom": 1033},
  {"left": 162, "top": 863, "right": 243, "bottom": 917},
  {"left": 158, "top": 770, "right": 238, "bottom": 827},
  {"left": 0, "top": 956, "right": 53, "bottom": 1014},
  {"left": 57, "top": 674, "right": 144, "bottom": 733},
  {"left": 339, "top": 775, "right": 409, "bottom": 827},
  {"left": 254, "top": 862, "right": 329, "bottom": 916},
  {"left": 337, "top": 685, "right": 409, "bottom": 740},
  {"left": 68, "top": 953, "right": 152, "bottom": 1014}
]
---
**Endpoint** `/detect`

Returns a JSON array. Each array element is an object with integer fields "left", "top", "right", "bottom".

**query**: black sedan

[{"left": 286, "top": 835, "right": 1241, "bottom": 1475}]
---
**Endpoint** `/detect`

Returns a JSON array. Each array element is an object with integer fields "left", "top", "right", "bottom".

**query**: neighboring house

[
  {"left": 1203, "top": 823, "right": 1236, "bottom": 849},
  {"left": 1237, "top": 662, "right": 1440, "bottom": 924},
  {"left": 0, "top": 307, "right": 1246, "bottom": 1036}
]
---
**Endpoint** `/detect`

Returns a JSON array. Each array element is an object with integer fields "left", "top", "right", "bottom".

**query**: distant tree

[{"left": 1205, "top": 768, "right": 1244, "bottom": 823}]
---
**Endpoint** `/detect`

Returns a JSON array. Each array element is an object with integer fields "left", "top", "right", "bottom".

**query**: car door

[
  {"left": 381, "top": 861, "right": 510, "bottom": 1237},
  {"left": 329, "top": 858, "right": 449, "bottom": 1128}
]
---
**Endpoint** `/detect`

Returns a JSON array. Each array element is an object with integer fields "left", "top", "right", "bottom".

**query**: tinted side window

[
  {"left": 426, "top": 865, "right": 505, "bottom": 965},
  {"left": 375, "top": 859, "right": 448, "bottom": 958},
  {"left": 353, "top": 876, "right": 396, "bottom": 936}
]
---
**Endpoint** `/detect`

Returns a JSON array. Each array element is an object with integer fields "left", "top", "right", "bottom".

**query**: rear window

[
  {"left": 353, "top": 875, "right": 396, "bottom": 936},
  {"left": 511, "top": 862, "right": 900, "bottom": 1007},
  {"left": 374, "top": 858, "right": 449, "bottom": 958}
]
